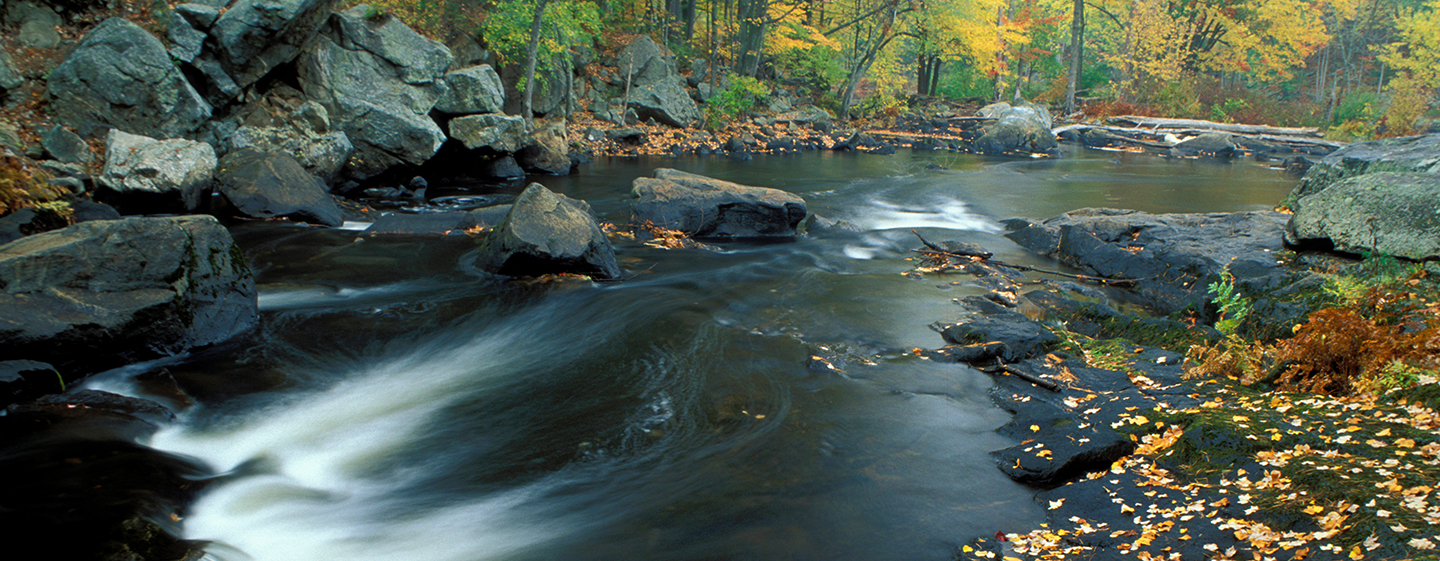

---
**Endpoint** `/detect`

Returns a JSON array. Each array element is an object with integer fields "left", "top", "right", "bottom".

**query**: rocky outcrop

[
  {"left": 616, "top": 36, "right": 700, "bottom": 128},
  {"left": 973, "top": 101, "right": 1058, "bottom": 157},
  {"left": 1285, "top": 133, "right": 1440, "bottom": 208},
  {"left": 435, "top": 64, "right": 506, "bottom": 115},
  {"left": 1285, "top": 172, "right": 1440, "bottom": 260},
  {"left": 47, "top": 18, "right": 212, "bottom": 139},
  {"left": 631, "top": 169, "right": 807, "bottom": 238},
  {"left": 213, "top": 149, "right": 344, "bottom": 226},
  {"left": 297, "top": 6, "right": 452, "bottom": 179},
  {"left": 0, "top": 216, "right": 258, "bottom": 380},
  {"left": 448, "top": 114, "right": 527, "bottom": 152},
  {"left": 475, "top": 184, "right": 620, "bottom": 279},
  {"left": 1005, "top": 209, "right": 1296, "bottom": 316},
  {"left": 97, "top": 130, "right": 217, "bottom": 214}
]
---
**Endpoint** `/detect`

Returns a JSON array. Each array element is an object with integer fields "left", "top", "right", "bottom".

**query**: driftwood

[
  {"left": 1053, "top": 123, "right": 1346, "bottom": 152},
  {"left": 911, "top": 230, "right": 1142, "bottom": 287},
  {"left": 1107, "top": 115, "right": 1321, "bottom": 137},
  {"left": 977, "top": 361, "right": 1063, "bottom": 392}
]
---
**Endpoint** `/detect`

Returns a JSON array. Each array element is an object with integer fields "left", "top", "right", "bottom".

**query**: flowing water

[{"left": 84, "top": 147, "right": 1296, "bottom": 561}]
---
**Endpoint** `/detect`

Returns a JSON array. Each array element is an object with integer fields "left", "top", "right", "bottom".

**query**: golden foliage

[{"left": 0, "top": 154, "right": 64, "bottom": 216}]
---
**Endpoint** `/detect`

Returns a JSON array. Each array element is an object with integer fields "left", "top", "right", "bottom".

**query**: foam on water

[{"left": 848, "top": 196, "right": 998, "bottom": 232}]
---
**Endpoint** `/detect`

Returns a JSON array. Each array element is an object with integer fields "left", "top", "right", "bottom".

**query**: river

[{"left": 86, "top": 147, "right": 1295, "bottom": 561}]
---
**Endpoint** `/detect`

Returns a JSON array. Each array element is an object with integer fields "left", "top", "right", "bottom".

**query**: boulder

[
  {"left": 213, "top": 149, "right": 344, "bottom": 226},
  {"left": 774, "top": 106, "right": 833, "bottom": 132},
  {"left": 973, "top": 101, "right": 1058, "bottom": 156},
  {"left": 1285, "top": 172, "right": 1440, "bottom": 260},
  {"left": 40, "top": 126, "right": 93, "bottom": 165},
  {"left": 1170, "top": 132, "right": 1238, "bottom": 158},
  {"left": 448, "top": 114, "right": 527, "bottom": 152},
  {"left": 97, "top": 130, "right": 217, "bottom": 214},
  {"left": 0, "top": 52, "right": 25, "bottom": 92},
  {"left": 205, "top": 0, "right": 340, "bottom": 91},
  {"left": 227, "top": 99, "right": 355, "bottom": 184},
  {"left": 8, "top": 1, "right": 62, "bottom": 49},
  {"left": 297, "top": 7, "right": 452, "bottom": 179},
  {"left": 475, "top": 184, "right": 620, "bottom": 279},
  {"left": 516, "top": 118, "right": 572, "bottom": 175},
  {"left": 47, "top": 18, "right": 212, "bottom": 139},
  {"left": 434, "top": 64, "right": 506, "bottom": 115},
  {"left": 937, "top": 296, "right": 1059, "bottom": 363},
  {"left": 630, "top": 168, "right": 807, "bottom": 238},
  {"left": 0, "top": 216, "right": 258, "bottom": 379},
  {"left": 1285, "top": 133, "right": 1440, "bottom": 208},
  {"left": 1006, "top": 209, "right": 1293, "bottom": 316},
  {"left": 617, "top": 35, "right": 700, "bottom": 127}
]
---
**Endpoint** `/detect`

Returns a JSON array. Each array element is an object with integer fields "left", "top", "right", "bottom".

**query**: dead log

[{"left": 1106, "top": 115, "right": 1321, "bottom": 138}]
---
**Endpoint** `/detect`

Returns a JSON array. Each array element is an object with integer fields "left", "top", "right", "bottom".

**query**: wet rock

[
  {"left": 1285, "top": 133, "right": 1440, "bottom": 208},
  {"left": 993, "top": 424, "right": 1135, "bottom": 487},
  {"left": 363, "top": 205, "right": 511, "bottom": 235},
  {"left": 476, "top": 184, "right": 620, "bottom": 279},
  {"left": 1, "top": 360, "right": 60, "bottom": 405},
  {"left": 630, "top": 168, "right": 807, "bottom": 238},
  {"left": 434, "top": 64, "right": 506, "bottom": 115},
  {"left": 938, "top": 296, "right": 1059, "bottom": 363},
  {"left": 1285, "top": 171, "right": 1440, "bottom": 260},
  {"left": 973, "top": 101, "right": 1058, "bottom": 157},
  {"left": 0, "top": 216, "right": 259, "bottom": 379},
  {"left": 297, "top": 6, "right": 452, "bottom": 179},
  {"left": 47, "top": 18, "right": 212, "bottom": 139},
  {"left": 0, "top": 206, "right": 71, "bottom": 245},
  {"left": 213, "top": 149, "right": 344, "bottom": 226},
  {"left": 1006, "top": 208, "right": 1293, "bottom": 316},
  {"left": 1170, "top": 132, "right": 1238, "bottom": 158},
  {"left": 97, "top": 130, "right": 217, "bottom": 214}
]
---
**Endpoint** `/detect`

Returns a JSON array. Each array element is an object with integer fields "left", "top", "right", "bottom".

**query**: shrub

[{"left": 0, "top": 154, "right": 64, "bottom": 216}]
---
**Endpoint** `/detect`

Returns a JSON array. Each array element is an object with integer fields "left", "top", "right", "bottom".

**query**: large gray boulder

[
  {"left": 46, "top": 18, "right": 212, "bottom": 139},
  {"left": 434, "top": 64, "right": 505, "bottom": 115},
  {"left": 206, "top": 0, "right": 340, "bottom": 91},
  {"left": 97, "top": 129, "right": 217, "bottom": 214},
  {"left": 227, "top": 100, "right": 354, "bottom": 183},
  {"left": 1285, "top": 172, "right": 1440, "bottom": 260},
  {"left": 973, "top": 101, "right": 1058, "bottom": 156},
  {"left": 476, "top": 184, "right": 620, "bottom": 279},
  {"left": 213, "top": 149, "right": 344, "bottom": 226},
  {"left": 630, "top": 168, "right": 807, "bottom": 238},
  {"left": 297, "top": 6, "right": 452, "bottom": 179},
  {"left": 1285, "top": 133, "right": 1440, "bottom": 208},
  {"left": 0, "top": 216, "right": 258, "bottom": 379},
  {"left": 618, "top": 36, "right": 699, "bottom": 127},
  {"left": 449, "top": 114, "right": 527, "bottom": 152},
  {"left": 1170, "top": 132, "right": 1239, "bottom": 158},
  {"left": 516, "top": 118, "right": 572, "bottom": 175}
]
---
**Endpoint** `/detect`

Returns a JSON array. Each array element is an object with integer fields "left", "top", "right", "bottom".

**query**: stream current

[{"left": 89, "top": 147, "right": 1297, "bottom": 560}]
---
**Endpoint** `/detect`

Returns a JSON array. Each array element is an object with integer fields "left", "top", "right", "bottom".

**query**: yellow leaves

[
  {"left": 1048, "top": 498, "right": 1065, "bottom": 510},
  {"left": 1303, "top": 505, "right": 1325, "bottom": 515}
]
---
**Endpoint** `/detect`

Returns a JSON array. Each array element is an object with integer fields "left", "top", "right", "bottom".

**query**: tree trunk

[
  {"left": 1064, "top": 0, "right": 1083, "bottom": 114},
  {"left": 522, "top": 0, "right": 550, "bottom": 129},
  {"left": 737, "top": 0, "right": 768, "bottom": 76}
]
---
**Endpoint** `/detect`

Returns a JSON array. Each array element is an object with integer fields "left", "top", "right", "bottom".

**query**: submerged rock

[
  {"left": 0, "top": 215, "right": 258, "bottom": 381},
  {"left": 476, "top": 184, "right": 620, "bottom": 279},
  {"left": 1285, "top": 171, "right": 1440, "bottom": 260},
  {"left": 630, "top": 168, "right": 807, "bottom": 238}
]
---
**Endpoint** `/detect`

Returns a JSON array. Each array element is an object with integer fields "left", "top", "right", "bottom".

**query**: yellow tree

[{"left": 1379, "top": 0, "right": 1440, "bottom": 134}]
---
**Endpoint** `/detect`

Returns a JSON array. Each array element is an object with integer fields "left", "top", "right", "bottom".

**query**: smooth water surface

[{"left": 96, "top": 147, "right": 1295, "bottom": 561}]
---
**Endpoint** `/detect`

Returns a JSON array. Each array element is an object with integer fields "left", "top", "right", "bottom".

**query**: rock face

[
  {"left": 0, "top": 216, "right": 258, "bottom": 378},
  {"left": 630, "top": 168, "right": 807, "bottom": 238},
  {"left": 297, "top": 7, "right": 452, "bottom": 179},
  {"left": 97, "top": 130, "right": 217, "bottom": 214},
  {"left": 1286, "top": 133, "right": 1440, "bottom": 208},
  {"left": 617, "top": 36, "right": 700, "bottom": 127},
  {"left": 213, "top": 149, "right": 344, "bottom": 226},
  {"left": 973, "top": 101, "right": 1058, "bottom": 156},
  {"left": 1006, "top": 209, "right": 1294, "bottom": 316},
  {"left": 476, "top": 184, "right": 620, "bottom": 279},
  {"left": 206, "top": 0, "right": 340, "bottom": 91},
  {"left": 1285, "top": 172, "right": 1440, "bottom": 260},
  {"left": 47, "top": 18, "right": 212, "bottom": 139}
]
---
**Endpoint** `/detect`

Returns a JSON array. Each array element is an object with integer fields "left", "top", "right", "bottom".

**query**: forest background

[{"left": 362, "top": 0, "right": 1440, "bottom": 140}]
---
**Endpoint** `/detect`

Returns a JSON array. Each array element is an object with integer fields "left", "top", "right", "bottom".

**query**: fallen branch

[
  {"left": 977, "top": 361, "right": 1063, "bottom": 392},
  {"left": 911, "top": 230, "right": 1143, "bottom": 286},
  {"left": 1106, "top": 115, "right": 1321, "bottom": 137}
]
